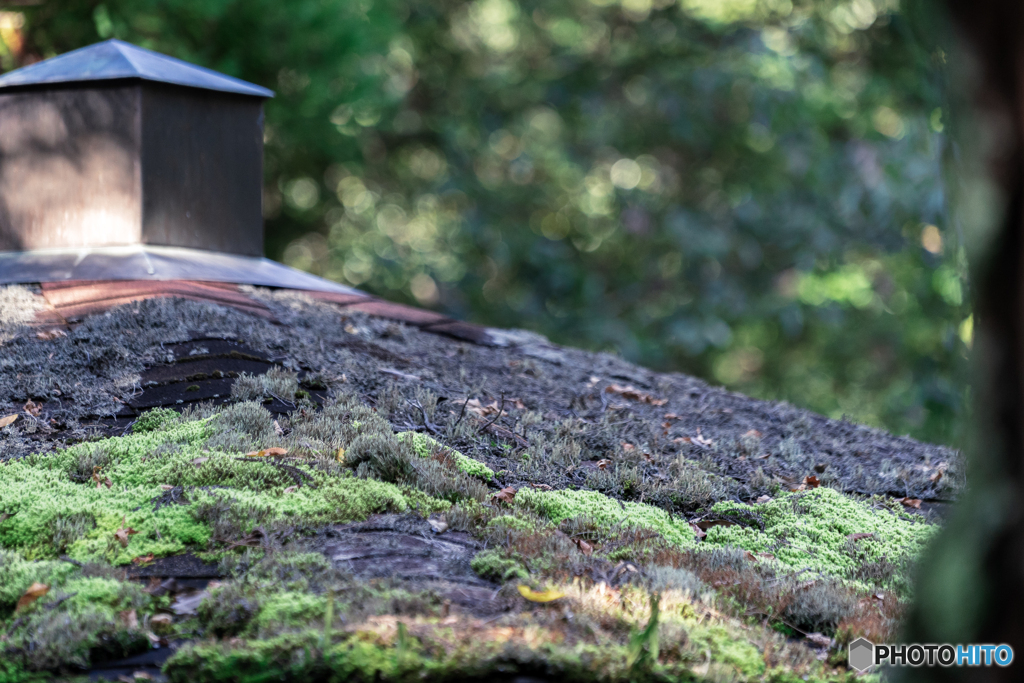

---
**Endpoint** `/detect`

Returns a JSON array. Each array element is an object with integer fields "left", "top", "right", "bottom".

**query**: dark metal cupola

[{"left": 0, "top": 40, "right": 353, "bottom": 294}]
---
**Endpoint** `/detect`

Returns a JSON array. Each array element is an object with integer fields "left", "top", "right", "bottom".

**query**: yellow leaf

[
  {"left": 336, "top": 448, "right": 345, "bottom": 462},
  {"left": 0, "top": 414, "right": 18, "bottom": 429},
  {"left": 246, "top": 447, "right": 289, "bottom": 457},
  {"left": 517, "top": 585, "right": 565, "bottom": 603},
  {"left": 16, "top": 582, "right": 49, "bottom": 612}
]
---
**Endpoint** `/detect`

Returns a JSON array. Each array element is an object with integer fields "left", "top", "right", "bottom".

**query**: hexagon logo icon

[{"left": 849, "top": 637, "right": 875, "bottom": 671}]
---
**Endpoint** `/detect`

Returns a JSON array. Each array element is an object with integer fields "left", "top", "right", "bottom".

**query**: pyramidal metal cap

[{"left": 0, "top": 39, "right": 273, "bottom": 97}]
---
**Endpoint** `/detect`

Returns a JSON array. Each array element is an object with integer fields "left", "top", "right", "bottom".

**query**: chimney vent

[{"left": 0, "top": 40, "right": 272, "bottom": 256}]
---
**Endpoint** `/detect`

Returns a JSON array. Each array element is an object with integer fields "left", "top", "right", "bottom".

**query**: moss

[
  {"left": 470, "top": 548, "right": 529, "bottom": 582},
  {"left": 133, "top": 407, "right": 179, "bottom": 433},
  {"left": 399, "top": 432, "right": 494, "bottom": 481},
  {"left": 687, "top": 623, "right": 767, "bottom": 677},
  {"left": 0, "top": 549, "right": 154, "bottom": 674},
  {"left": 514, "top": 487, "right": 697, "bottom": 549},
  {"left": 252, "top": 591, "right": 327, "bottom": 633},
  {"left": 0, "top": 550, "right": 77, "bottom": 613},
  {"left": 0, "top": 415, "right": 445, "bottom": 563},
  {"left": 702, "top": 487, "right": 936, "bottom": 592}
]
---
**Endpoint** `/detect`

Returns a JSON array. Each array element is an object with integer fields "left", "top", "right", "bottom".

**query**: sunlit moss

[
  {"left": 399, "top": 431, "right": 494, "bottom": 480},
  {"left": 514, "top": 487, "right": 697, "bottom": 548},
  {"left": 0, "top": 417, "right": 445, "bottom": 564},
  {"left": 704, "top": 487, "right": 936, "bottom": 593}
]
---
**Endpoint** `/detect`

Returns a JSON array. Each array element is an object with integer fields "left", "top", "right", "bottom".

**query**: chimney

[{"left": 0, "top": 40, "right": 351, "bottom": 294}]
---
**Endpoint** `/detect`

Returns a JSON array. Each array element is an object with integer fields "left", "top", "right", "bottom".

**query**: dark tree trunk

[{"left": 907, "top": 3, "right": 1024, "bottom": 680}]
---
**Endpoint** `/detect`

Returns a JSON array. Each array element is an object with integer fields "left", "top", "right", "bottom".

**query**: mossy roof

[{"left": 0, "top": 283, "right": 948, "bottom": 680}]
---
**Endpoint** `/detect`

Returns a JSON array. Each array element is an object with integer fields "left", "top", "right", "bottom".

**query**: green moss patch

[
  {"left": 703, "top": 488, "right": 936, "bottom": 593},
  {"left": 0, "top": 415, "right": 445, "bottom": 564},
  {"left": 0, "top": 549, "right": 155, "bottom": 678},
  {"left": 399, "top": 431, "right": 494, "bottom": 481},
  {"left": 0, "top": 394, "right": 930, "bottom": 680},
  {"left": 514, "top": 487, "right": 697, "bottom": 548}
]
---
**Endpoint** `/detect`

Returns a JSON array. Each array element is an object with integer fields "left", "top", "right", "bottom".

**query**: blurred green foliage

[{"left": 4, "top": 0, "right": 969, "bottom": 446}]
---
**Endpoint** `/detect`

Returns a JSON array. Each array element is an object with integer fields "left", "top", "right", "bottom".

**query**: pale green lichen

[{"left": 399, "top": 431, "right": 494, "bottom": 481}]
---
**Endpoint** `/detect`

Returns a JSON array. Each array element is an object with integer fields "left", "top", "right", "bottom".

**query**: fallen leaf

[
  {"left": 35, "top": 329, "right": 67, "bottom": 340},
  {"left": 517, "top": 585, "right": 565, "bottom": 602},
  {"left": 191, "top": 457, "right": 208, "bottom": 466},
  {"left": 755, "top": 495, "right": 773, "bottom": 504},
  {"left": 530, "top": 483, "right": 553, "bottom": 491},
  {"left": 758, "top": 552, "right": 776, "bottom": 561},
  {"left": 282, "top": 486, "right": 298, "bottom": 494},
  {"left": 744, "top": 551, "right": 758, "bottom": 562},
  {"left": 0, "top": 414, "right": 18, "bottom": 429},
  {"left": 15, "top": 582, "right": 49, "bottom": 612},
  {"left": 336, "top": 447, "right": 345, "bottom": 462},
  {"left": 742, "top": 429, "right": 763, "bottom": 439},
  {"left": 574, "top": 538, "right": 593, "bottom": 556},
  {"left": 23, "top": 400, "right": 41, "bottom": 417},
  {"left": 131, "top": 554, "right": 155, "bottom": 566},
  {"left": 492, "top": 487, "right": 517, "bottom": 504},
  {"left": 803, "top": 475, "right": 821, "bottom": 489},
  {"left": 692, "top": 429, "right": 714, "bottom": 447},
  {"left": 620, "top": 442, "right": 635, "bottom": 452},
  {"left": 273, "top": 420, "right": 284, "bottom": 436},
  {"left": 129, "top": 672, "right": 154, "bottom": 681},
  {"left": 246, "top": 447, "right": 288, "bottom": 457},
  {"left": 465, "top": 398, "right": 499, "bottom": 417},
  {"left": 847, "top": 533, "right": 874, "bottom": 542},
  {"left": 114, "top": 517, "right": 139, "bottom": 548},
  {"left": 664, "top": 413, "right": 681, "bottom": 420},
  {"left": 149, "top": 614, "right": 173, "bottom": 632},
  {"left": 604, "top": 384, "right": 668, "bottom": 406},
  {"left": 899, "top": 497, "right": 922, "bottom": 509},
  {"left": 159, "top": 484, "right": 174, "bottom": 491},
  {"left": 689, "top": 523, "right": 707, "bottom": 540},
  {"left": 119, "top": 609, "right": 139, "bottom": 630},
  {"left": 92, "top": 465, "right": 112, "bottom": 489},
  {"left": 805, "top": 632, "right": 833, "bottom": 649},
  {"left": 873, "top": 593, "right": 885, "bottom": 601},
  {"left": 930, "top": 470, "right": 944, "bottom": 484},
  {"left": 596, "top": 459, "right": 612, "bottom": 470},
  {"left": 428, "top": 518, "right": 448, "bottom": 533}
]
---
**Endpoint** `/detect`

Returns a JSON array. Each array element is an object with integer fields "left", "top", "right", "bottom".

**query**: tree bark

[{"left": 907, "top": 3, "right": 1024, "bottom": 680}]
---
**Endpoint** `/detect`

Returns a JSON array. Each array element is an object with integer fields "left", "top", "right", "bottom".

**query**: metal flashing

[{"left": 0, "top": 245, "right": 359, "bottom": 294}]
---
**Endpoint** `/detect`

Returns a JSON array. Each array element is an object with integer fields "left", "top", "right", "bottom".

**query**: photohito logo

[{"left": 848, "top": 638, "right": 1014, "bottom": 671}]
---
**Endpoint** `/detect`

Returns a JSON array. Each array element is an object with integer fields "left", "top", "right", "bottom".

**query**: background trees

[{"left": 2, "top": 0, "right": 968, "bottom": 446}]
